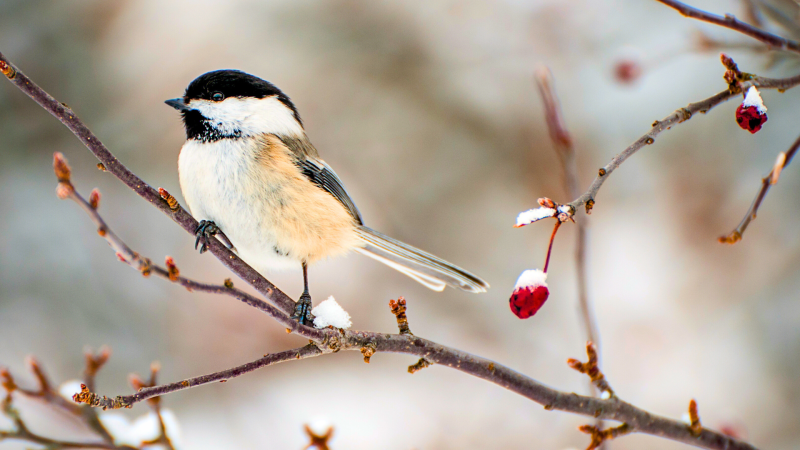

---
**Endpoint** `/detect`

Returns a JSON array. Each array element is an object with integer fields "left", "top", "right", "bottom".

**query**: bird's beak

[{"left": 165, "top": 98, "right": 191, "bottom": 111}]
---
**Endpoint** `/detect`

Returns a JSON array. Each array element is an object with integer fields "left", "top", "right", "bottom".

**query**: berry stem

[{"left": 543, "top": 220, "right": 561, "bottom": 273}]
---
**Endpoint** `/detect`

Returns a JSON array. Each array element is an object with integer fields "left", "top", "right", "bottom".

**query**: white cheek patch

[{"left": 188, "top": 97, "right": 303, "bottom": 137}]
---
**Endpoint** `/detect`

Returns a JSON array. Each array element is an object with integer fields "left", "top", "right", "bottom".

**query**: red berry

[
  {"left": 509, "top": 284, "right": 550, "bottom": 319},
  {"left": 735, "top": 104, "right": 767, "bottom": 134}
]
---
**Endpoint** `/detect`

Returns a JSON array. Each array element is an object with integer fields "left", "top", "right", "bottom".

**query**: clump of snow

[
  {"left": 514, "top": 269, "right": 548, "bottom": 289},
  {"left": 58, "top": 379, "right": 84, "bottom": 401},
  {"left": 557, "top": 205, "right": 572, "bottom": 215},
  {"left": 680, "top": 412, "right": 692, "bottom": 425},
  {"left": 312, "top": 296, "right": 352, "bottom": 329},
  {"left": 100, "top": 409, "right": 181, "bottom": 448},
  {"left": 600, "top": 390, "right": 611, "bottom": 400},
  {"left": 742, "top": 86, "right": 767, "bottom": 114},
  {"left": 515, "top": 207, "right": 556, "bottom": 227}
]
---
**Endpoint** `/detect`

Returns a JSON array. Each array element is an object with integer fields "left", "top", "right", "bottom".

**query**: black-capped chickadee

[{"left": 166, "top": 70, "right": 488, "bottom": 324}]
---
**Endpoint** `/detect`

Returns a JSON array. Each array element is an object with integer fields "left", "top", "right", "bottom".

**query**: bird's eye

[{"left": 211, "top": 92, "right": 224, "bottom": 101}]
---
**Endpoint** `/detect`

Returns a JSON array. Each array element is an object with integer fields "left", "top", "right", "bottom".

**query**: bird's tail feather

[{"left": 355, "top": 226, "right": 489, "bottom": 293}]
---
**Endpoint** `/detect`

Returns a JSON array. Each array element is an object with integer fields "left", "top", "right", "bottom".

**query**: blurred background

[{"left": 1, "top": 0, "right": 799, "bottom": 448}]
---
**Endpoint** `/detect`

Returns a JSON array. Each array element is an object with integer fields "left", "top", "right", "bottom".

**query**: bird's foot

[
  {"left": 194, "top": 220, "right": 233, "bottom": 253},
  {"left": 291, "top": 292, "right": 315, "bottom": 326}
]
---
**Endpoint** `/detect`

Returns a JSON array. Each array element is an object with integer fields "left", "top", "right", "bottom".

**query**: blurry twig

[
  {"left": 719, "top": 133, "right": 800, "bottom": 243},
  {"left": 1, "top": 354, "right": 135, "bottom": 449},
  {"left": 655, "top": 0, "right": 800, "bottom": 54},
  {"left": 304, "top": 424, "right": 334, "bottom": 450},
  {"left": 535, "top": 67, "right": 605, "bottom": 443},
  {"left": 534, "top": 67, "right": 601, "bottom": 373}
]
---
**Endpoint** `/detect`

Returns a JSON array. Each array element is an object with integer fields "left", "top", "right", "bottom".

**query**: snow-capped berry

[
  {"left": 509, "top": 269, "right": 550, "bottom": 319},
  {"left": 736, "top": 86, "right": 767, "bottom": 134}
]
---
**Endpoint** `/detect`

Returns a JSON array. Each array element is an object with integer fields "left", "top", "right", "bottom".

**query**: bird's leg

[
  {"left": 194, "top": 220, "right": 234, "bottom": 254},
  {"left": 291, "top": 261, "right": 315, "bottom": 325}
]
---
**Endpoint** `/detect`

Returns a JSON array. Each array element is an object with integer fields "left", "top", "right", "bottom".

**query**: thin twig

[
  {"left": 719, "top": 133, "right": 800, "bottom": 243},
  {"left": 74, "top": 345, "right": 322, "bottom": 409},
  {"left": 655, "top": 0, "right": 800, "bottom": 54},
  {"left": 565, "top": 71, "right": 800, "bottom": 215},
  {"left": 51, "top": 154, "right": 324, "bottom": 342},
  {"left": 534, "top": 67, "right": 600, "bottom": 354},
  {"left": 0, "top": 364, "right": 133, "bottom": 449}
]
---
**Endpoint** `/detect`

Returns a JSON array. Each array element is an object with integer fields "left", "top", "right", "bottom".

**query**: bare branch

[
  {"left": 565, "top": 70, "right": 800, "bottom": 216},
  {"left": 73, "top": 345, "right": 322, "bottom": 409},
  {"left": 719, "top": 133, "right": 800, "bottom": 243},
  {"left": 49, "top": 155, "right": 325, "bottom": 341},
  {"left": 655, "top": 0, "right": 800, "bottom": 54}
]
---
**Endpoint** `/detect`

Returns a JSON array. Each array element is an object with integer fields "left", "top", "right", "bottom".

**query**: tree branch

[
  {"left": 74, "top": 345, "right": 322, "bottom": 409},
  {"left": 719, "top": 133, "right": 800, "bottom": 243},
  {"left": 51, "top": 152, "right": 325, "bottom": 342},
  {"left": 654, "top": 0, "right": 800, "bottom": 54},
  {"left": 565, "top": 71, "right": 800, "bottom": 216},
  {"left": 1, "top": 52, "right": 760, "bottom": 450}
]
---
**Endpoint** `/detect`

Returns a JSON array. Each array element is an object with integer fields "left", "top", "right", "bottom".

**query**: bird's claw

[
  {"left": 291, "top": 292, "right": 315, "bottom": 326},
  {"left": 195, "top": 220, "right": 222, "bottom": 254}
]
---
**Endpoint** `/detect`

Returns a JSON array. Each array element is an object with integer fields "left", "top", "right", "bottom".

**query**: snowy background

[{"left": 1, "top": 0, "right": 799, "bottom": 448}]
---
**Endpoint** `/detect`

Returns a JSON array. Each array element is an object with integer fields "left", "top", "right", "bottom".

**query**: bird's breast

[{"left": 177, "top": 137, "right": 361, "bottom": 273}]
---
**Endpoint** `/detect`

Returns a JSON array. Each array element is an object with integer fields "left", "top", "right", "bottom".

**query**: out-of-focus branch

[
  {"left": 564, "top": 68, "right": 800, "bottom": 216},
  {"left": 655, "top": 0, "right": 800, "bottom": 54},
  {"left": 1, "top": 356, "right": 134, "bottom": 449},
  {"left": 534, "top": 66, "right": 601, "bottom": 367},
  {"left": 0, "top": 52, "right": 297, "bottom": 317},
  {"left": 719, "top": 134, "right": 800, "bottom": 243}
]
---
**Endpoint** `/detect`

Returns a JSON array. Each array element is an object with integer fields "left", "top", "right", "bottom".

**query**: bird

[{"left": 165, "top": 70, "right": 488, "bottom": 324}]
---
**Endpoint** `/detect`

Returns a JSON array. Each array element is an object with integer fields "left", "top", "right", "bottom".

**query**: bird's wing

[{"left": 298, "top": 156, "right": 364, "bottom": 225}]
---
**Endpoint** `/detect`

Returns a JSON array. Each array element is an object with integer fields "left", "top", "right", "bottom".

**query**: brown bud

[
  {"left": 0, "top": 60, "right": 16, "bottom": 79},
  {"left": 89, "top": 189, "right": 101, "bottom": 209},
  {"left": 53, "top": 152, "right": 72, "bottom": 182},
  {"left": 165, "top": 256, "right": 179, "bottom": 281},
  {"left": 56, "top": 182, "right": 74, "bottom": 200},
  {"left": 96, "top": 162, "right": 107, "bottom": 171},
  {"left": 158, "top": 187, "right": 180, "bottom": 211},
  {"left": 537, "top": 197, "right": 556, "bottom": 208}
]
